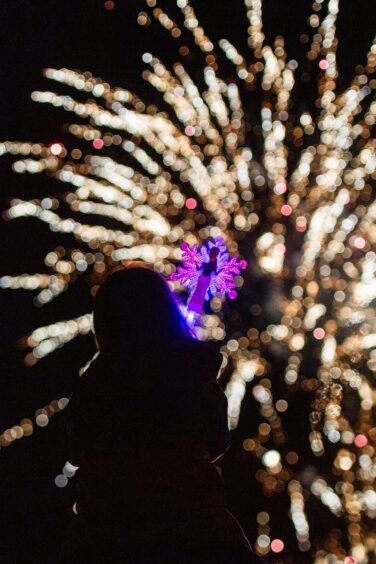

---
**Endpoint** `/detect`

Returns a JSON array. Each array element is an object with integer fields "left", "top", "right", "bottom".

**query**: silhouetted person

[{"left": 59, "top": 265, "right": 265, "bottom": 563}]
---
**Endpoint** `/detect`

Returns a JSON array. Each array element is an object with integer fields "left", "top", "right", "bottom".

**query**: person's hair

[{"left": 93, "top": 264, "right": 192, "bottom": 354}]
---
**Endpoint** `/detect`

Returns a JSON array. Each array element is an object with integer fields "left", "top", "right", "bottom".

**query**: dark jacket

[{"left": 59, "top": 339, "right": 257, "bottom": 563}]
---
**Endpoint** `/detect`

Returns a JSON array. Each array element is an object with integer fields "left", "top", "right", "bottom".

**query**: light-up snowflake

[{"left": 170, "top": 238, "right": 247, "bottom": 312}]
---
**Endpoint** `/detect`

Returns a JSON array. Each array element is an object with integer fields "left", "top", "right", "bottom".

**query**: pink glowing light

[
  {"left": 339, "top": 192, "right": 350, "bottom": 205},
  {"left": 104, "top": 0, "right": 115, "bottom": 9},
  {"left": 185, "top": 125, "right": 195, "bottom": 136},
  {"left": 353, "top": 237, "right": 366, "bottom": 250},
  {"left": 170, "top": 238, "right": 247, "bottom": 309},
  {"left": 93, "top": 139, "right": 104, "bottom": 149},
  {"left": 319, "top": 59, "right": 329, "bottom": 70},
  {"left": 313, "top": 328, "right": 325, "bottom": 340},
  {"left": 50, "top": 143, "right": 63, "bottom": 156},
  {"left": 274, "top": 182, "right": 287, "bottom": 195},
  {"left": 354, "top": 434, "right": 368, "bottom": 448},
  {"left": 275, "top": 243, "right": 286, "bottom": 254},
  {"left": 281, "top": 204, "right": 292, "bottom": 216},
  {"left": 186, "top": 198, "right": 197, "bottom": 210},
  {"left": 271, "top": 539, "right": 284, "bottom": 553},
  {"left": 344, "top": 557, "right": 358, "bottom": 564},
  {"left": 296, "top": 217, "right": 307, "bottom": 232}
]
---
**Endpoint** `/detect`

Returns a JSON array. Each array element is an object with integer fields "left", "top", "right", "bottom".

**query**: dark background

[{"left": 0, "top": 1, "right": 375, "bottom": 562}]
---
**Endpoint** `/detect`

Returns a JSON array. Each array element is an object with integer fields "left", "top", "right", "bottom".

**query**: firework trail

[{"left": 1, "top": 1, "right": 375, "bottom": 561}]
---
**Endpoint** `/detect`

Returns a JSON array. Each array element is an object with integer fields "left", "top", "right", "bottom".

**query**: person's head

[{"left": 93, "top": 263, "right": 192, "bottom": 354}]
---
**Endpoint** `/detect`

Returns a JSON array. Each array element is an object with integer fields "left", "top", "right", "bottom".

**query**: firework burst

[{"left": 1, "top": 1, "right": 375, "bottom": 561}]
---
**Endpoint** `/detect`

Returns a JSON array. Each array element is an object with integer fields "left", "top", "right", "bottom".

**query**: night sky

[{"left": 0, "top": 1, "right": 375, "bottom": 562}]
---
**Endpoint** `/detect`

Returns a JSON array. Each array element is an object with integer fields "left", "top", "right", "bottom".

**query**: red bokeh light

[
  {"left": 354, "top": 434, "right": 368, "bottom": 448},
  {"left": 313, "top": 328, "right": 325, "bottom": 340},
  {"left": 271, "top": 539, "right": 284, "bottom": 553},
  {"left": 185, "top": 198, "right": 197, "bottom": 210},
  {"left": 296, "top": 217, "right": 307, "bottom": 232},
  {"left": 319, "top": 59, "right": 329, "bottom": 70},
  {"left": 93, "top": 139, "right": 104, "bottom": 150},
  {"left": 185, "top": 126, "right": 195, "bottom": 136},
  {"left": 281, "top": 204, "right": 292, "bottom": 216},
  {"left": 353, "top": 237, "right": 366, "bottom": 249},
  {"left": 104, "top": 1, "right": 115, "bottom": 10}
]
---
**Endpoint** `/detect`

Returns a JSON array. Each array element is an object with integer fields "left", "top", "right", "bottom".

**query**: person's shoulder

[{"left": 171, "top": 338, "right": 223, "bottom": 382}]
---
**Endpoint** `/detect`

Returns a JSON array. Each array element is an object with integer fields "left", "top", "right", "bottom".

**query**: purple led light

[{"left": 170, "top": 237, "right": 247, "bottom": 308}]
